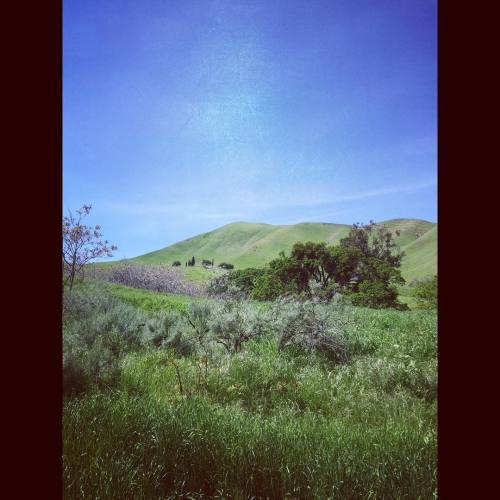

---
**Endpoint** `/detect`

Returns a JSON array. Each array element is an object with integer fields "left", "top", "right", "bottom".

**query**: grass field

[
  {"left": 63, "top": 283, "right": 437, "bottom": 499},
  {"left": 131, "top": 219, "right": 436, "bottom": 282},
  {"left": 105, "top": 281, "right": 206, "bottom": 313}
]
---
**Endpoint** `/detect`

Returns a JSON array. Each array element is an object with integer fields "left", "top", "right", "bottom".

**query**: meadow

[{"left": 63, "top": 280, "right": 436, "bottom": 499}]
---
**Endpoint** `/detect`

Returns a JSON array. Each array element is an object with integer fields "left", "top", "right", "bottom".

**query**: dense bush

[
  {"left": 347, "top": 281, "right": 408, "bottom": 310},
  {"left": 270, "top": 297, "right": 349, "bottom": 364},
  {"left": 209, "top": 300, "right": 269, "bottom": 353},
  {"left": 218, "top": 262, "right": 234, "bottom": 269},
  {"left": 411, "top": 275, "right": 437, "bottom": 309},
  {"left": 207, "top": 273, "right": 232, "bottom": 297},
  {"left": 63, "top": 283, "right": 146, "bottom": 398},
  {"left": 207, "top": 267, "right": 267, "bottom": 299},
  {"left": 143, "top": 310, "right": 195, "bottom": 356},
  {"left": 251, "top": 269, "right": 286, "bottom": 300},
  {"left": 172, "top": 260, "right": 181, "bottom": 267}
]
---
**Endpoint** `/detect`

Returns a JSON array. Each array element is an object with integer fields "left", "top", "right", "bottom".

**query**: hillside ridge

[{"left": 132, "top": 218, "right": 436, "bottom": 281}]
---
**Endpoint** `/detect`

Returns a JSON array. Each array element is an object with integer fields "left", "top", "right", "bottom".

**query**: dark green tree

[{"left": 339, "top": 222, "right": 406, "bottom": 309}]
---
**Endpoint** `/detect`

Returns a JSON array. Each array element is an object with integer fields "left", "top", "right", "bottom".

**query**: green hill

[
  {"left": 398, "top": 225, "right": 437, "bottom": 282},
  {"left": 133, "top": 219, "right": 437, "bottom": 282}
]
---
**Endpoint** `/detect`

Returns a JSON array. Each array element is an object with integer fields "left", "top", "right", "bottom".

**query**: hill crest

[{"left": 133, "top": 219, "right": 436, "bottom": 281}]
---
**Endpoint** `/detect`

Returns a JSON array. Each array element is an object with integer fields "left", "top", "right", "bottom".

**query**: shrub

[
  {"left": 63, "top": 283, "right": 146, "bottom": 398},
  {"left": 269, "top": 297, "right": 349, "bottom": 364},
  {"left": 347, "top": 281, "right": 408, "bottom": 310},
  {"left": 229, "top": 268, "right": 266, "bottom": 293},
  {"left": 143, "top": 310, "right": 194, "bottom": 357},
  {"left": 207, "top": 273, "right": 231, "bottom": 297},
  {"left": 208, "top": 268, "right": 266, "bottom": 299},
  {"left": 251, "top": 270, "right": 285, "bottom": 301},
  {"left": 218, "top": 262, "right": 234, "bottom": 270},
  {"left": 183, "top": 302, "right": 213, "bottom": 356},
  {"left": 411, "top": 275, "right": 437, "bottom": 309},
  {"left": 172, "top": 261, "right": 181, "bottom": 267},
  {"left": 89, "top": 262, "right": 206, "bottom": 296},
  {"left": 209, "top": 300, "right": 268, "bottom": 353}
]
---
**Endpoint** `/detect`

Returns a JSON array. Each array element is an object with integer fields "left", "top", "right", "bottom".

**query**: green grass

[
  {"left": 130, "top": 219, "right": 437, "bottom": 282},
  {"left": 182, "top": 265, "right": 226, "bottom": 283},
  {"left": 399, "top": 226, "right": 437, "bottom": 282},
  {"left": 104, "top": 282, "right": 206, "bottom": 313},
  {"left": 63, "top": 293, "right": 437, "bottom": 499}
]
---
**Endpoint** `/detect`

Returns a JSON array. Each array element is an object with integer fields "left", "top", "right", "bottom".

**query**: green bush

[
  {"left": 348, "top": 281, "right": 408, "bottom": 310},
  {"left": 208, "top": 268, "right": 267, "bottom": 299},
  {"left": 411, "top": 275, "right": 437, "bottom": 309},
  {"left": 172, "top": 261, "right": 181, "bottom": 266},
  {"left": 251, "top": 270, "right": 286, "bottom": 301},
  {"left": 218, "top": 262, "right": 234, "bottom": 270}
]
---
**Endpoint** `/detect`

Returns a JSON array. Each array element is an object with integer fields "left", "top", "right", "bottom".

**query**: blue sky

[{"left": 63, "top": 0, "right": 437, "bottom": 259}]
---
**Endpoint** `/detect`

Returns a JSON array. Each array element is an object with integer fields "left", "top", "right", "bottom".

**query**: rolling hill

[{"left": 133, "top": 219, "right": 437, "bottom": 282}]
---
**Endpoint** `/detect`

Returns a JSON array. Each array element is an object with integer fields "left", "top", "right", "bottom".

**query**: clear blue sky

[{"left": 63, "top": 0, "right": 437, "bottom": 259}]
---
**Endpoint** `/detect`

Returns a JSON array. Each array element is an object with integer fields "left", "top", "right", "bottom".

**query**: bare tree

[{"left": 62, "top": 204, "right": 117, "bottom": 290}]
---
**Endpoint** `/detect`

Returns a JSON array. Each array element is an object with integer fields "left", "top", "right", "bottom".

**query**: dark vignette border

[
  {"left": 5, "top": 0, "right": 62, "bottom": 497},
  {"left": 437, "top": 0, "right": 492, "bottom": 497}
]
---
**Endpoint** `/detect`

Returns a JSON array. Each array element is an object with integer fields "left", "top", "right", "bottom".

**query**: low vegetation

[
  {"left": 63, "top": 282, "right": 436, "bottom": 498},
  {"left": 410, "top": 275, "right": 438, "bottom": 309}
]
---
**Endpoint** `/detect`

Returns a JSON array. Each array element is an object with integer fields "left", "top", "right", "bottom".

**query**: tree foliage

[{"left": 210, "top": 222, "right": 408, "bottom": 309}]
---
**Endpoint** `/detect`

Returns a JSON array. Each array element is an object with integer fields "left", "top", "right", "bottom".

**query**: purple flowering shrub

[{"left": 90, "top": 262, "right": 207, "bottom": 297}]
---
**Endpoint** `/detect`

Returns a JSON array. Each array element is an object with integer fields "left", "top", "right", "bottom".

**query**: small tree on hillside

[{"left": 62, "top": 204, "right": 117, "bottom": 290}]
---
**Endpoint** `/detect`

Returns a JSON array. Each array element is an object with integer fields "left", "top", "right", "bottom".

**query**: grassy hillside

[
  {"left": 135, "top": 222, "right": 349, "bottom": 269},
  {"left": 133, "top": 219, "right": 437, "bottom": 282},
  {"left": 399, "top": 225, "right": 437, "bottom": 282}
]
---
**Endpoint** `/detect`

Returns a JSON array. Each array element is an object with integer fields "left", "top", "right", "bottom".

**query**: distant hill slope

[
  {"left": 397, "top": 225, "right": 437, "bottom": 282},
  {"left": 133, "top": 219, "right": 437, "bottom": 282}
]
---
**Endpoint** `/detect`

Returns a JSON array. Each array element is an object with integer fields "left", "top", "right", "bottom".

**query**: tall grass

[
  {"left": 64, "top": 390, "right": 435, "bottom": 499},
  {"left": 63, "top": 284, "right": 436, "bottom": 499}
]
